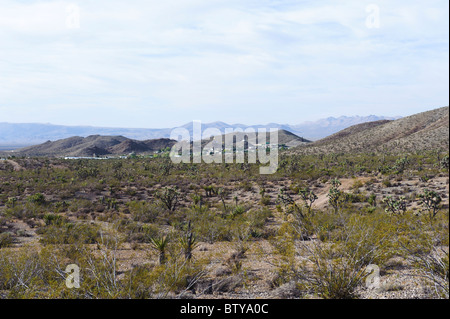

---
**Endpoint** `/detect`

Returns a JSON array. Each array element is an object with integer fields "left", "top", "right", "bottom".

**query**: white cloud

[{"left": 0, "top": 0, "right": 448, "bottom": 127}]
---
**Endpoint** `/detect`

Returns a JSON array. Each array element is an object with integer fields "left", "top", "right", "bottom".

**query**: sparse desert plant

[
  {"left": 149, "top": 235, "right": 170, "bottom": 265},
  {"left": 296, "top": 243, "right": 371, "bottom": 299},
  {"left": 382, "top": 195, "right": 407, "bottom": 216},
  {"left": 179, "top": 221, "right": 198, "bottom": 261},
  {"left": 43, "top": 213, "right": 64, "bottom": 226},
  {"left": 6, "top": 197, "right": 17, "bottom": 208},
  {"left": 217, "top": 187, "right": 230, "bottom": 211},
  {"left": 27, "top": 193, "right": 46, "bottom": 206},
  {"left": 400, "top": 234, "right": 449, "bottom": 299},
  {"left": 327, "top": 178, "right": 342, "bottom": 213},
  {"left": 417, "top": 189, "right": 442, "bottom": 221},
  {"left": 298, "top": 187, "right": 318, "bottom": 214},
  {"left": 368, "top": 193, "right": 377, "bottom": 207},
  {"left": 0, "top": 232, "right": 13, "bottom": 248},
  {"left": 440, "top": 155, "right": 449, "bottom": 170},
  {"left": 155, "top": 187, "right": 180, "bottom": 212},
  {"left": 277, "top": 188, "right": 304, "bottom": 218},
  {"left": 393, "top": 156, "right": 409, "bottom": 174}
]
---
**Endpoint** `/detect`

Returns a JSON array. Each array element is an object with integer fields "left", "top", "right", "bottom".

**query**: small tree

[
  {"left": 191, "top": 193, "right": 202, "bottom": 208},
  {"left": 277, "top": 188, "right": 303, "bottom": 218},
  {"left": 393, "top": 156, "right": 409, "bottom": 174},
  {"left": 418, "top": 189, "right": 442, "bottom": 221},
  {"left": 327, "top": 178, "right": 342, "bottom": 214},
  {"left": 155, "top": 187, "right": 180, "bottom": 212},
  {"left": 298, "top": 187, "right": 318, "bottom": 214}
]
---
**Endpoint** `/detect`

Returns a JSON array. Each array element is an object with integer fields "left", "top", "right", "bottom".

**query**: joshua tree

[
  {"left": 394, "top": 156, "right": 409, "bottom": 174},
  {"left": 160, "top": 157, "right": 173, "bottom": 176},
  {"left": 155, "top": 187, "right": 180, "bottom": 212},
  {"left": 277, "top": 188, "right": 304, "bottom": 219},
  {"left": 418, "top": 189, "right": 442, "bottom": 221},
  {"left": 299, "top": 187, "right": 318, "bottom": 214},
  {"left": 327, "top": 178, "right": 342, "bottom": 213},
  {"left": 204, "top": 185, "right": 216, "bottom": 197},
  {"left": 382, "top": 195, "right": 407, "bottom": 216}
]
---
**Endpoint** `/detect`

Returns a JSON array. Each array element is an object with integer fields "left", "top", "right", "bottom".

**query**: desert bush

[
  {"left": 38, "top": 222, "right": 102, "bottom": 245},
  {"left": 43, "top": 213, "right": 64, "bottom": 226},
  {"left": 295, "top": 242, "right": 370, "bottom": 299},
  {"left": 27, "top": 193, "right": 47, "bottom": 205},
  {"left": 0, "top": 232, "right": 13, "bottom": 248},
  {"left": 128, "top": 201, "right": 161, "bottom": 223},
  {"left": 399, "top": 232, "right": 449, "bottom": 299}
]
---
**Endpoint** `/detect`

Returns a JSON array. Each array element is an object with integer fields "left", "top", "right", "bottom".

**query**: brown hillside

[
  {"left": 10, "top": 135, "right": 177, "bottom": 157},
  {"left": 292, "top": 106, "right": 449, "bottom": 154}
]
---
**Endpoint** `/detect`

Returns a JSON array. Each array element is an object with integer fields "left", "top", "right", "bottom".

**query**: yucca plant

[
  {"left": 150, "top": 235, "right": 169, "bottom": 265},
  {"left": 6, "top": 197, "right": 17, "bottom": 208},
  {"left": 179, "top": 221, "right": 198, "bottom": 261},
  {"left": 217, "top": 187, "right": 230, "bottom": 211},
  {"left": 230, "top": 205, "right": 246, "bottom": 219}
]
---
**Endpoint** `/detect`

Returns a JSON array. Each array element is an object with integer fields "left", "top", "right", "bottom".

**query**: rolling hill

[
  {"left": 292, "top": 106, "right": 449, "bottom": 154},
  {"left": 200, "top": 129, "right": 311, "bottom": 149},
  {"left": 8, "top": 136, "right": 177, "bottom": 157},
  {"left": 2, "top": 128, "right": 309, "bottom": 158}
]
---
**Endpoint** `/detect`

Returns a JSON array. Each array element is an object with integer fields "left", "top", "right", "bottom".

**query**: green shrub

[
  {"left": 38, "top": 222, "right": 102, "bottom": 245},
  {"left": 27, "top": 193, "right": 46, "bottom": 205},
  {"left": 0, "top": 232, "right": 13, "bottom": 248}
]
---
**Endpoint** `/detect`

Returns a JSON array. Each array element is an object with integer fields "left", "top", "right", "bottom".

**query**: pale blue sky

[{"left": 0, "top": 0, "right": 448, "bottom": 128}]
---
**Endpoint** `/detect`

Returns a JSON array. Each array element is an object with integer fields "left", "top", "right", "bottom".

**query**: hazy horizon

[{"left": 1, "top": 112, "right": 405, "bottom": 129}]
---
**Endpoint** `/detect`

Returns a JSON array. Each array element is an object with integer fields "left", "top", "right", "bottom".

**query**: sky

[{"left": 0, "top": 0, "right": 448, "bottom": 128}]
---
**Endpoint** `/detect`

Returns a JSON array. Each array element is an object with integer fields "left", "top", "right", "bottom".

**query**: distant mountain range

[
  {"left": 1, "top": 107, "right": 446, "bottom": 157},
  {"left": 0, "top": 115, "right": 400, "bottom": 149}
]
